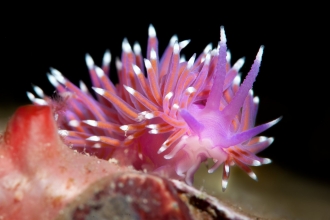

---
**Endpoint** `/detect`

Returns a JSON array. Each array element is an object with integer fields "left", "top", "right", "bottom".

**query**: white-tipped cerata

[
  {"left": 233, "top": 75, "right": 241, "bottom": 86},
  {"left": 50, "top": 68, "right": 66, "bottom": 84},
  {"left": 26, "top": 91, "right": 35, "bottom": 102},
  {"left": 220, "top": 26, "right": 227, "bottom": 43},
  {"left": 150, "top": 48, "right": 157, "bottom": 60},
  {"left": 86, "top": 136, "right": 101, "bottom": 141},
  {"left": 256, "top": 46, "right": 264, "bottom": 62},
  {"left": 79, "top": 81, "right": 89, "bottom": 93},
  {"left": 83, "top": 120, "right": 98, "bottom": 127},
  {"left": 173, "top": 42, "right": 180, "bottom": 54},
  {"left": 85, "top": 53, "right": 94, "bottom": 70},
  {"left": 203, "top": 43, "right": 212, "bottom": 54},
  {"left": 124, "top": 85, "right": 136, "bottom": 95},
  {"left": 187, "top": 54, "right": 196, "bottom": 69},
  {"left": 102, "top": 50, "right": 111, "bottom": 66},
  {"left": 120, "top": 125, "right": 129, "bottom": 131},
  {"left": 232, "top": 57, "right": 245, "bottom": 72},
  {"left": 148, "top": 24, "right": 156, "bottom": 38},
  {"left": 58, "top": 130, "right": 69, "bottom": 136},
  {"left": 222, "top": 179, "right": 228, "bottom": 191},
  {"left": 68, "top": 120, "right": 80, "bottom": 127},
  {"left": 169, "top": 35, "right": 178, "bottom": 46},
  {"left": 248, "top": 172, "right": 258, "bottom": 181},
  {"left": 122, "top": 38, "right": 132, "bottom": 53},
  {"left": 204, "top": 53, "right": 211, "bottom": 65},
  {"left": 92, "top": 87, "right": 105, "bottom": 95},
  {"left": 179, "top": 39, "right": 190, "bottom": 49},
  {"left": 47, "top": 73, "right": 59, "bottom": 87},
  {"left": 226, "top": 50, "right": 231, "bottom": 62},
  {"left": 95, "top": 67, "right": 105, "bottom": 78},
  {"left": 115, "top": 57, "right": 122, "bottom": 70},
  {"left": 133, "top": 42, "right": 141, "bottom": 55},
  {"left": 144, "top": 59, "right": 152, "bottom": 69},
  {"left": 132, "top": 64, "right": 141, "bottom": 75},
  {"left": 32, "top": 85, "right": 44, "bottom": 98}
]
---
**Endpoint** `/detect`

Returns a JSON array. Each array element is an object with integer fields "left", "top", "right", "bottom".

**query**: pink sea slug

[{"left": 27, "top": 25, "right": 280, "bottom": 191}]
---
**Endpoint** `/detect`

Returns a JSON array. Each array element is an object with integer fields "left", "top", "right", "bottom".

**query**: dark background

[{"left": 1, "top": 5, "right": 328, "bottom": 183}]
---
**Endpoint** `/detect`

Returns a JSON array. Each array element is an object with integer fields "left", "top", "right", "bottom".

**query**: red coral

[{"left": 0, "top": 105, "right": 125, "bottom": 219}]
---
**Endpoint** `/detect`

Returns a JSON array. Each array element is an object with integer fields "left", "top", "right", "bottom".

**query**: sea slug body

[{"left": 28, "top": 25, "right": 280, "bottom": 191}]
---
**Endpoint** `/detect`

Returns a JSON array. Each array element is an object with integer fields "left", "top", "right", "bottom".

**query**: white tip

[
  {"left": 85, "top": 53, "right": 94, "bottom": 69},
  {"left": 179, "top": 39, "right": 190, "bottom": 49},
  {"left": 146, "top": 124, "right": 158, "bottom": 129},
  {"left": 203, "top": 43, "right": 213, "bottom": 54},
  {"left": 186, "top": 87, "right": 196, "bottom": 94},
  {"left": 226, "top": 50, "right": 231, "bottom": 62},
  {"left": 124, "top": 85, "right": 135, "bottom": 95},
  {"left": 268, "top": 137, "right": 275, "bottom": 144},
  {"left": 122, "top": 38, "right": 132, "bottom": 53},
  {"left": 262, "top": 158, "right": 272, "bottom": 164},
  {"left": 92, "top": 87, "right": 105, "bottom": 95},
  {"left": 86, "top": 136, "right": 100, "bottom": 141},
  {"left": 165, "top": 92, "right": 173, "bottom": 100},
  {"left": 269, "top": 117, "right": 281, "bottom": 127},
  {"left": 34, "top": 98, "right": 48, "bottom": 105},
  {"left": 249, "top": 172, "right": 258, "bottom": 181},
  {"left": 120, "top": 125, "right": 129, "bottom": 131},
  {"left": 150, "top": 48, "right": 157, "bottom": 60},
  {"left": 58, "top": 130, "right": 69, "bottom": 136},
  {"left": 259, "top": 136, "right": 267, "bottom": 142},
  {"left": 225, "top": 164, "right": 230, "bottom": 174},
  {"left": 93, "top": 143, "right": 101, "bottom": 149},
  {"left": 220, "top": 26, "right": 227, "bottom": 43},
  {"left": 222, "top": 179, "right": 228, "bottom": 190},
  {"left": 132, "top": 64, "right": 141, "bottom": 75},
  {"left": 50, "top": 68, "right": 66, "bottom": 84},
  {"left": 145, "top": 113, "right": 154, "bottom": 119},
  {"left": 169, "top": 35, "right": 178, "bottom": 46},
  {"left": 79, "top": 81, "right": 89, "bottom": 93},
  {"left": 249, "top": 89, "right": 254, "bottom": 97},
  {"left": 95, "top": 67, "right": 105, "bottom": 78},
  {"left": 179, "top": 55, "right": 186, "bottom": 63},
  {"left": 133, "top": 42, "right": 141, "bottom": 55},
  {"left": 144, "top": 59, "right": 152, "bottom": 69},
  {"left": 211, "top": 48, "right": 219, "bottom": 56},
  {"left": 253, "top": 96, "right": 260, "bottom": 104},
  {"left": 83, "top": 120, "right": 98, "bottom": 127},
  {"left": 148, "top": 24, "right": 156, "bottom": 37},
  {"left": 158, "top": 144, "right": 167, "bottom": 154},
  {"left": 233, "top": 75, "right": 241, "bottom": 85},
  {"left": 173, "top": 42, "right": 179, "bottom": 54},
  {"left": 205, "top": 53, "right": 211, "bottom": 65},
  {"left": 149, "top": 129, "right": 159, "bottom": 134},
  {"left": 47, "top": 73, "right": 59, "bottom": 87},
  {"left": 68, "top": 120, "right": 80, "bottom": 127},
  {"left": 103, "top": 50, "right": 111, "bottom": 65},
  {"left": 33, "top": 85, "right": 44, "bottom": 98},
  {"left": 172, "top": 103, "right": 179, "bottom": 109},
  {"left": 115, "top": 57, "right": 122, "bottom": 70},
  {"left": 252, "top": 160, "right": 262, "bottom": 166},
  {"left": 256, "top": 46, "right": 264, "bottom": 62},
  {"left": 187, "top": 54, "right": 196, "bottom": 69},
  {"left": 50, "top": 67, "right": 62, "bottom": 77},
  {"left": 233, "top": 57, "right": 245, "bottom": 72},
  {"left": 26, "top": 91, "right": 35, "bottom": 102}
]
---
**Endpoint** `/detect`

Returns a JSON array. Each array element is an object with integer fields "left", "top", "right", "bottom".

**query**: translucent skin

[{"left": 28, "top": 25, "right": 280, "bottom": 190}]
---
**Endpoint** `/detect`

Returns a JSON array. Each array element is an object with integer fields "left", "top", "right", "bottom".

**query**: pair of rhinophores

[{"left": 27, "top": 25, "right": 280, "bottom": 191}]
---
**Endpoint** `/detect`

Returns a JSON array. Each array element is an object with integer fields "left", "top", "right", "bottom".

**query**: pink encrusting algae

[{"left": 27, "top": 25, "right": 280, "bottom": 191}]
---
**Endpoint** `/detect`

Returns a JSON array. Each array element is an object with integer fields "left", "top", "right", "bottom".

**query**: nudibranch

[{"left": 27, "top": 25, "right": 280, "bottom": 191}]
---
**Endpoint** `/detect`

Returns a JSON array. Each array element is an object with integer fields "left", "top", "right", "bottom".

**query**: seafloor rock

[{"left": 0, "top": 105, "right": 256, "bottom": 219}]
